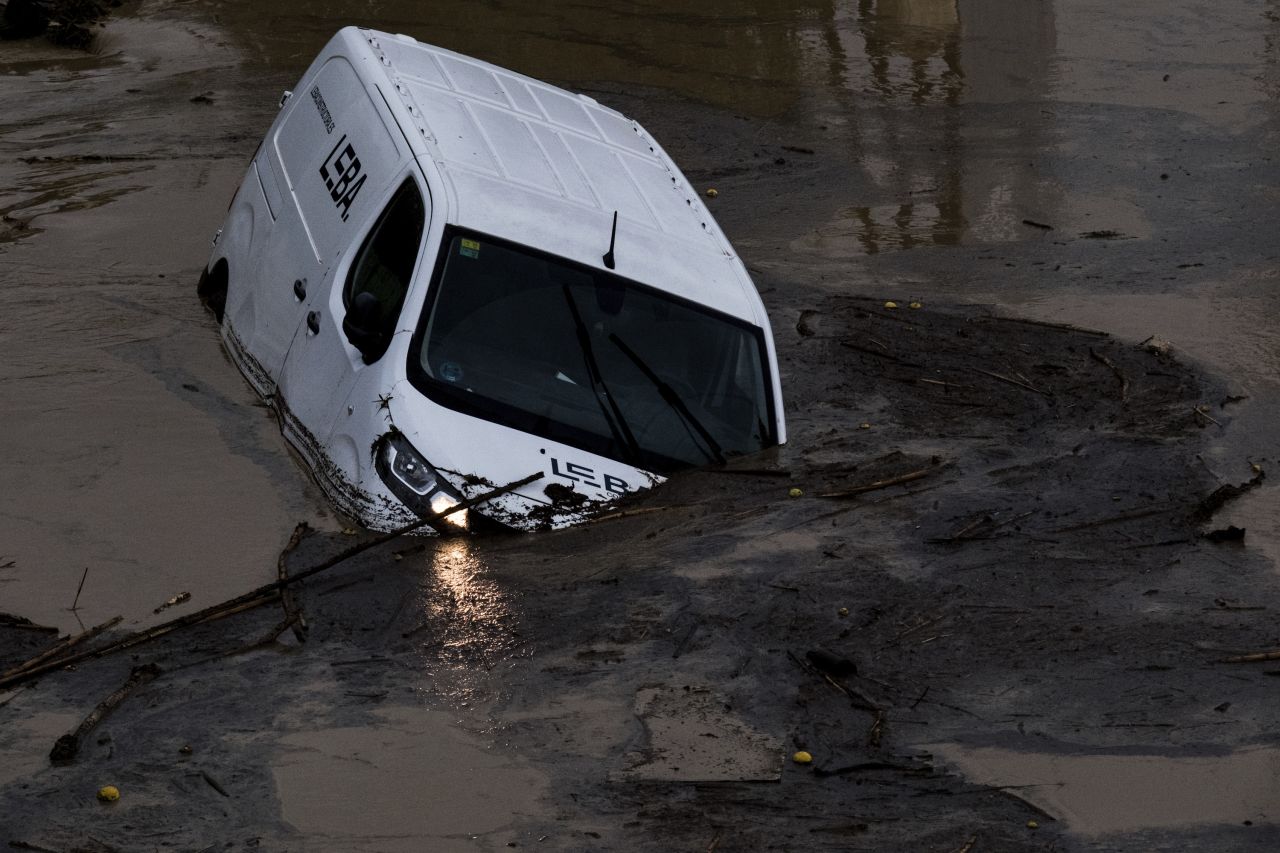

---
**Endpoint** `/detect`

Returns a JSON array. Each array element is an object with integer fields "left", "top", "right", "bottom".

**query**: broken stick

[
  {"left": 278, "top": 522, "right": 310, "bottom": 642},
  {"left": 1, "top": 615, "right": 122, "bottom": 680},
  {"left": 819, "top": 461, "right": 951, "bottom": 499},
  {"left": 1222, "top": 649, "right": 1280, "bottom": 664},
  {"left": 970, "top": 367, "right": 1050, "bottom": 397},
  {"left": 1089, "top": 348, "right": 1129, "bottom": 402},
  {"left": 49, "top": 663, "right": 161, "bottom": 764}
]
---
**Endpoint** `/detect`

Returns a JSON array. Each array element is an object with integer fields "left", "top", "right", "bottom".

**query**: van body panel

[{"left": 275, "top": 164, "right": 423, "bottom": 459}]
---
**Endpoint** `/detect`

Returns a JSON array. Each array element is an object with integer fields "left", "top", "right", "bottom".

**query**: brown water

[
  {"left": 272, "top": 704, "right": 547, "bottom": 851},
  {"left": 930, "top": 743, "right": 1280, "bottom": 834},
  {"left": 3, "top": 0, "right": 1276, "bottom": 630}
]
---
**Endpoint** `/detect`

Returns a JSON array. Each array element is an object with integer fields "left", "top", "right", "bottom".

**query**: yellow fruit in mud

[
  {"left": 838, "top": 607, "right": 849, "bottom": 617},
  {"left": 792, "top": 751, "right": 813, "bottom": 764},
  {"left": 788, "top": 487, "right": 803, "bottom": 498},
  {"left": 705, "top": 188, "right": 719, "bottom": 198},
  {"left": 97, "top": 785, "right": 120, "bottom": 802},
  {"left": 859, "top": 422, "right": 871, "bottom": 430},
  {"left": 883, "top": 301, "right": 898, "bottom": 309},
  {"left": 1027, "top": 820, "right": 1039, "bottom": 829},
  {"left": 909, "top": 301, "right": 923, "bottom": 309}
]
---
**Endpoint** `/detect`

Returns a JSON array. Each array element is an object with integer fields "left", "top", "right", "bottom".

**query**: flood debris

[
  {"left": 970, "top": 367, "right": 1050, "bottom": 397},
  {"left": 277, "top": 523, "right": 310, "bottom": 643},
  {"left": 200, "top": 770, "right": 230, "bottom": 798},
  {"left": 818, "top": 458, "right": 951, "bottom": 499},
  {"left": 69, "top": 566, "right": 89, "bottom": 611},
  {"left": 1089, "top": 347, "right": 1130, "bottom": 402},
  {"left": 152, "top": 591, "right": 191, "bottom": 615},
  {"left": 1, "top": 615, "right": 121, "bottom": 681},
  {"left": 804, "top": 648, "right": 857, "bottom": 678},
  {"left": 1188, "top": 469, "right": 1264, "bottom": 524},
  {"left": 1205, "top": 525, "right": 1246, "bottom": 543},
  {"left": 49, "top": 663, "right": 160, "bottom": 764}
]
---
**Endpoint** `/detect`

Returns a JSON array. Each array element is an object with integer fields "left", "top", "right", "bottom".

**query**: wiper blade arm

[
  {"left": 608, "top": 332, "right": 726, "bottom": 466},
  {"left": 561, "top": 285, "right": 641, "bottom": 464}
]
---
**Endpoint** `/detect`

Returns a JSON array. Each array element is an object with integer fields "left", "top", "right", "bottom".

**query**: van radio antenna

[{"left": 602, "top": 210, "right": 618, "bottom": 270}]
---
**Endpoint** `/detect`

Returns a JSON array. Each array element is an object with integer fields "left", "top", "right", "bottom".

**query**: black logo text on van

[
  {"left": 550, "top": 457, "right": 629, "bottom": 495},
  {"left": 319, "top": 134, "right": 366, "bottom": 222}
]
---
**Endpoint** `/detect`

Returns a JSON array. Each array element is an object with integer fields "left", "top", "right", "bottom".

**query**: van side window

[{"left": 342, "top": 179, "right": 426, "bottom": 361}]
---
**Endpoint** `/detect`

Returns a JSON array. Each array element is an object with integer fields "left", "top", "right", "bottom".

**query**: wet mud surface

[{"left": 3, "top": 0, "right": 1280, "bottom": 850}]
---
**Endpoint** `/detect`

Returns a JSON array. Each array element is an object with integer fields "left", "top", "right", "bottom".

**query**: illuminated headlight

[
  {"left": 376, "top": 434, "right": 467, "bottom": 529},
  {"left": 389, "top": 441, "right": 436, "bottom": 495}
]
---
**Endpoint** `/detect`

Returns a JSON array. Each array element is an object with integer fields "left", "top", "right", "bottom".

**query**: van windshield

[{"left": 408, "top": 231, "right": 775, "bottom": 472}]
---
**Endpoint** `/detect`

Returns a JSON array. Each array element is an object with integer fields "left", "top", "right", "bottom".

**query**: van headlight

[{"left": 376, "top": 434, "right": 467, "bottom": 529}]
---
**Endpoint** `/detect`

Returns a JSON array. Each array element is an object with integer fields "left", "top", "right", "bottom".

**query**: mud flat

[{"left": 4, "top": 288, "right": 1278, "bottom": 851}]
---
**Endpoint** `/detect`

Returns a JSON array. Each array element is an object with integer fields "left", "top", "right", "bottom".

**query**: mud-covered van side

[{"left": 199, "top": 27, "right": 786, "bottom": 532}]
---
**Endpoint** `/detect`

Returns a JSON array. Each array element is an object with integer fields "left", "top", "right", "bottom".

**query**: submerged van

[{"left": 198, "top": 27, "right": 786, "bottom": 532}]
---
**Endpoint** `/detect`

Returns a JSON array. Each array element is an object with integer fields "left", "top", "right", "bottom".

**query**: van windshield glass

[{"left": 409, "top": 232, "right": 775, "bottom": 472}]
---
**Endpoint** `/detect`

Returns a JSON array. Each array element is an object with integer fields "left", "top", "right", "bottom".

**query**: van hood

[{"left": 388, "top": 389, "right": 662, "bottom": 531}]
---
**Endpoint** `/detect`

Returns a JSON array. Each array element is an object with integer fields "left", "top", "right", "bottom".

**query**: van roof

[{"left": 346, "top": 27, "right": 763, "bottom": 323}]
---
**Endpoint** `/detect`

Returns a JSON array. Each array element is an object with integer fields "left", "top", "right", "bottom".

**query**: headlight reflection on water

[{"left": 408, "top": 540, "right": 520, "bottom": 701}]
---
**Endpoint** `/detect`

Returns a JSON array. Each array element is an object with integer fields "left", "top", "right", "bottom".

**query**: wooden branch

[
  {"left": 1192, "top": 405, "right": 1222, "bottom": 426},
  {"left": 1052, "top": 505, "right": 1171, "bottom": 533},
  {"left": 49, "top": 663, "right": 161, "bottom": 764},
  {"left": 1222, "top": 649, "right": 1280, "bottom": 664},
  {"left": 840, "top": 340, "right": 923, "bottom": 367},
  {"left": 977, "top": 314, "right": 1108, "bottom": 337},
  {"left": 970, "top": 367, "right": 1050, "bottom": 397},
  {"left": 277, "top": 523, "right": 309, "bottom": 643},
  {"left": 1089, "top": 348, "right": 1129, "bottom": 402},
  {"left": 819, "top": 462, "right": 950, "bottom": 499},
  {"left": 1, "top": 616, "right": 121, "bottom": 680}
]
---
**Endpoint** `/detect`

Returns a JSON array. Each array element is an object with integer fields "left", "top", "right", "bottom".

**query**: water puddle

[
  {"left": 615, "top": 686, "right": 782, "bottom": 782},
  {"left": 272, "top": 706, "right": 546, "bottom": 851},
  {"left": 928, "top": 743, "right": 1280, "bottom": 834}
]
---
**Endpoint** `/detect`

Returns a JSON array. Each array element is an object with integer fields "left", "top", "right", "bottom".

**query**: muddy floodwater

[{"left": 2, "top": 0, "right": 1279, "bottom": 850}]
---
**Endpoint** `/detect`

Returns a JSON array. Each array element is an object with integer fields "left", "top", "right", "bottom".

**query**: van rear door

[{"left": 272, "top": 71, "right": 419, "bottom": 489}]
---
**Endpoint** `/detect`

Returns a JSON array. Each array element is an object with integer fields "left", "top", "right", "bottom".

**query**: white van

[{"left": 198, "top": 27, "right": 786, "bottom": 532}]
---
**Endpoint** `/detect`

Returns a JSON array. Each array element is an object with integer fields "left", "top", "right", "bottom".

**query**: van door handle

[
  {"left": 306, "top": 311, "right": 320, "bottom": 335},
  {"left": 293, "top": 278, "right": 306, "bottom": 300}
]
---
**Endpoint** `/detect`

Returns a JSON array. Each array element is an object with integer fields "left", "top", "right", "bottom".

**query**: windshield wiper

[
  {"left": 561, "top": 285, "right": 642, "bottom": 464},
  {"left": 608, "top": 332, "right": 726, "bottom": 467}
]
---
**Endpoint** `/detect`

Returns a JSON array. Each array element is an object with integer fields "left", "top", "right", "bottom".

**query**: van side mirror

[{"left": 342, "top": 291, "right": 385, "bottom": 363}]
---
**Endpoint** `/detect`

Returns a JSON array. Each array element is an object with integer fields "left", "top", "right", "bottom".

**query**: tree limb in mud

[
  {"left": 49, "top": 663, "right": 161, "bottom": 764},
  {"left": 818, "top": 461, "right": 952, "bottom": 499},
  {"left": 1, "top": 615, "right": 121, "bottom": 680},
  {"left": 278, "top": 522, "right": 310, "bottom": 642},
  {"left": 1221, "top": 649, "right": 1280, "bottom": 664},
  {"left": 0, "top": 472, "right": 543, "bottom": 691}
]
